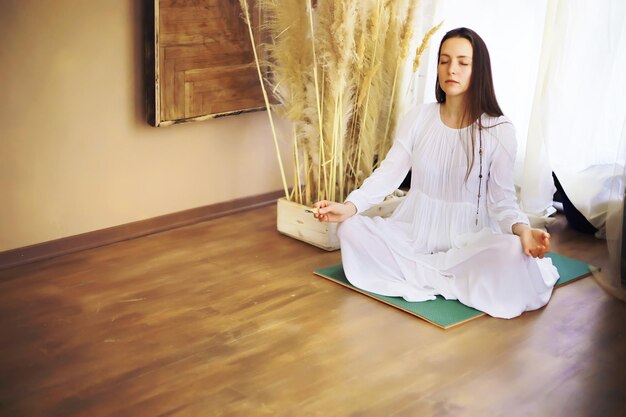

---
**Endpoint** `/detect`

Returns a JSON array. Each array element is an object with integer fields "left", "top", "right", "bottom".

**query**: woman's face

[{"left": 438, "top": 37, "right": 473, "bottom": 99}]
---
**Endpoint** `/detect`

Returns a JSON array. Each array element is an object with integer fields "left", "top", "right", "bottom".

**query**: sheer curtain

[
  {"left": 522, "top": 0, "right": 626, "bottom": 297},
  {"left": 524, "top": 0, "right": 626, "bottom": 227},
  {"left": 414, "top": 0, "right": 626, "bottom": 297}
]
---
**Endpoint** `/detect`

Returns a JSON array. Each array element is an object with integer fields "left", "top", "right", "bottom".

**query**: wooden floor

[{"left": 1, "top": 205, "right": 625, "bottom": 417}]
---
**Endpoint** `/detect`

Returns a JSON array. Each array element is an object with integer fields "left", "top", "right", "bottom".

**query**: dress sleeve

[
  {"left": 486, "top": 121, "right": 530, "bottom": 233},
  {"left": 345, "top": 106, "right": 420, "bottom": 214}
]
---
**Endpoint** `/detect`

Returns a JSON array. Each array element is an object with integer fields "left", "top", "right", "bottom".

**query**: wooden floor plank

[{"left": 0, "top": 205, "right": 624, "bottom": 417}]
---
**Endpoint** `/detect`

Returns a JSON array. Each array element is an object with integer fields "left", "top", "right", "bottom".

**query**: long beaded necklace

[{"left": 475, "top": 127, "right": 484, "bottom": 226}]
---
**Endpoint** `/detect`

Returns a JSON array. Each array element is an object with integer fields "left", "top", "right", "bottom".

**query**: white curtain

[
  {"left": 518, "top": 0, "right": 559, "bottom": 226},
  {"left": 523, "top": 0, "right": 626, "bottom": 226},
  {"left": 522, "top": 0, "right": 626, "bottom": 297}
]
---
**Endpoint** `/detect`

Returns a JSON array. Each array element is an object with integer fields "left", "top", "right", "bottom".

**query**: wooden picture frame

[{"left": 146, "top": 0, "right": 266, "bottom": 127}]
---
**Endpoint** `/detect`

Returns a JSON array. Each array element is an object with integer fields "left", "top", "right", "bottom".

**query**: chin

[{"left": 443, "top": 89, "right": 466, "bottom": 98}]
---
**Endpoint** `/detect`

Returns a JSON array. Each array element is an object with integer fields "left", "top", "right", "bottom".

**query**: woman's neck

[{"left": 440, "top": 97, "right": 470, "bottom": 129}]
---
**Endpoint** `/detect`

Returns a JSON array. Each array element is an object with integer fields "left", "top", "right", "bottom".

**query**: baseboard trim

[{"left": 0, "top": 190, "right": 284, "bottom": 270}]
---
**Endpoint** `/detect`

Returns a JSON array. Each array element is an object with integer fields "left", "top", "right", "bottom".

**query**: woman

[{"left": 314, "top": 27, "right": 559, "bottom": 319}]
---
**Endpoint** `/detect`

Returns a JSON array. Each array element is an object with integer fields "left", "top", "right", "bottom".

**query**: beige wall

[{"left": 0, "top": 1, "right": 292, "bottom": 252}]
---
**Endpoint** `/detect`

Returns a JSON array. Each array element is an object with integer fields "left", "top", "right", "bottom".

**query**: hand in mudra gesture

[
  {"left": 313, "top": 200, "right": 357, "bottom": 223},
  {"left": 515, "top": 225, "right": 551, "bottom": 258}
]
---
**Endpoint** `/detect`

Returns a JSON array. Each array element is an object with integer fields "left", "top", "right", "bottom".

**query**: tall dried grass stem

[{"left": 239, "top": 0, "right": 290, "bottom": 199}]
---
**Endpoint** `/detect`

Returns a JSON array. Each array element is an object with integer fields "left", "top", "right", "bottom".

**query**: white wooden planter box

[{"left": 276, "top": 194, "right": 406, "bottom": 251}]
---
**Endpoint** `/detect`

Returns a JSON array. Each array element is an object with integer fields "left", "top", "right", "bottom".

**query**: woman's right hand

[{"left": 313, "top": 200, "right": 357, "bottom": 223}]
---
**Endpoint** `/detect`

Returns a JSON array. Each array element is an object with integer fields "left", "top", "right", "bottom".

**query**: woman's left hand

[{"left": 517, "top": 227, "right": 551, "bottom": 258}]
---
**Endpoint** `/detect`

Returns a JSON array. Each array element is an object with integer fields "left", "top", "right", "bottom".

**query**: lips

[{"left": 445, "top": 80, "right": 459, "bottom": 84}]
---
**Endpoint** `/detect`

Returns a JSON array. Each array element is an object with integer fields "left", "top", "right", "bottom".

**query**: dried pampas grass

[
  {"left": 413, "top": 20, "right": 444, "bottom": 72},
  {"left": 239, "top": 0, "right": 441, "bottom": 206}
]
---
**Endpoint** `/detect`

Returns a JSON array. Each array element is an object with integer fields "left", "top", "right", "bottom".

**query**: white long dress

[{"left": 339, "top": 103, "right": 560, "bottom": 319}]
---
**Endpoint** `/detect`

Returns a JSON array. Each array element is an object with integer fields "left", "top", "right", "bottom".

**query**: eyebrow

[{"left": 439, "top": 53, "right": 473, "bottom": 59}]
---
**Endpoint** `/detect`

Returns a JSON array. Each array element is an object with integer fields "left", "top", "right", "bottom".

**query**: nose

[{"left": 448, "top": 62, "right": 458, "bottom": 75}]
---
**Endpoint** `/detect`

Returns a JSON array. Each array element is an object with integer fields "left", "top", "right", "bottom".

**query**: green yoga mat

[{"left": 314, "top": 253, "right": 595, "bottom": 329}]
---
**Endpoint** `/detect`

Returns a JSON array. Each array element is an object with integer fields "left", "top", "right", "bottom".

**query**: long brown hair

[{"left": 435, "top": 27, "right": 505, "bottom": 181}]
